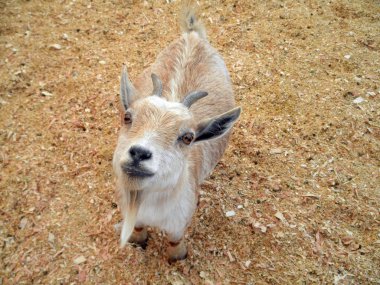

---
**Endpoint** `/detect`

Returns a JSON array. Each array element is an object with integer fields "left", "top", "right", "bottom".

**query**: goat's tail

[{"left": 179, "top": 1, "right": 207, "bottom": 40}]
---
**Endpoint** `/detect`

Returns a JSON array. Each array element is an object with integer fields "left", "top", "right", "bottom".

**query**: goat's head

[{"left": 113, "top": 65, "right": 241, "bottom": 192}]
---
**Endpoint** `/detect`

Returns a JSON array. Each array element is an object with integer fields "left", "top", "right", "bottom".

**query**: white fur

[{"left": 113, "top": 8, "right": 240, "bottom": 251}]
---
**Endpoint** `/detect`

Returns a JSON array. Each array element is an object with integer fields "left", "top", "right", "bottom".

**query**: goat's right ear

[
  {"left": 194, "top": 107, "right": 241, "bottom": 142},
  {"left": 120, "top": 65, "right": 136, "bottom": 110}
]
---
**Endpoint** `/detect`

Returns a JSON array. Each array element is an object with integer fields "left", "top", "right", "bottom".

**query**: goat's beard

[
  {"left": 119, "top": 189, "right": 142, "bottom": 248},
  {"left": 118, "top": 174, "right": 144, "bottom": 247}
]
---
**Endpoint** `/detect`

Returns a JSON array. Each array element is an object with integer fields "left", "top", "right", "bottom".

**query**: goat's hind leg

[{"left": 128, "top": 227, "right": 148, "bottom": 249}]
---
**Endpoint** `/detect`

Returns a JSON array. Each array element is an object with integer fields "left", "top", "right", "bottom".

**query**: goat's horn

[
  {"left": 120, "top": 64, "right": 135, "bottom": 110},
  {"left": 151, "top": 73, "right": 163, "bottom": 97},
  {"left": 182, "top": 91, "right": 208, "bottom": 108}
]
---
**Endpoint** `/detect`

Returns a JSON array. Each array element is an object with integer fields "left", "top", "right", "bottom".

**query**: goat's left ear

[{"left": 194, "top": 107, "right": 241, "bottom": 142}]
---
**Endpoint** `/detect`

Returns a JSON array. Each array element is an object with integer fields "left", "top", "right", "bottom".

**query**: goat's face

[
  {"left": 113, "top": 95, "right": 196, "bottom": 191},
  {"left": 113, "top": 68, "right": 241, "bottom": 192}
]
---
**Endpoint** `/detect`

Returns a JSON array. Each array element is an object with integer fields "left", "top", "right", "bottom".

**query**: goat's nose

[{"left": 129, "top": 146, "right": 152, "bottom": 161}]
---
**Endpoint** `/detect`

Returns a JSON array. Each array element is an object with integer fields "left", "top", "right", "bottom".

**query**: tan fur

[
  {"left": 114, "top": 4, "right": 239, "bottom": 262},
  {"left": 131, "top": 32, "right": 235, "bottom": 187}
]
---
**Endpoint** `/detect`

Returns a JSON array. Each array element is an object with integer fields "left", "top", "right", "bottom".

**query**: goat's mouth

[{"left": 121, "top": 163, "right": 155, "bottom": 178}]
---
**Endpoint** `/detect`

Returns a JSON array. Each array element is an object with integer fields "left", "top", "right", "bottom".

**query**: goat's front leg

[
  {"left": 167, "top": 236, "right": 187, "bottom": 263},
  {"left": 128, "top": 226, "right": 148, "bottom": 249}
]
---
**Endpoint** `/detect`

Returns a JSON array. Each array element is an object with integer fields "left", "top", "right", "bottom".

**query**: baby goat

[{"left": 113, "top": 5, "right": 241, "bottom": 262}]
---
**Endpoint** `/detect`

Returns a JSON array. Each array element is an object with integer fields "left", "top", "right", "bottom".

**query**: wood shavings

[{"left": 0, "top": 0, "right": 379, "bottom": 284}]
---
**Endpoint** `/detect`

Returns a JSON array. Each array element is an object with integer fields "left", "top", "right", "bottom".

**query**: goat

[{"left": 113, "top": 4, "right": 241, "bottom": 263}]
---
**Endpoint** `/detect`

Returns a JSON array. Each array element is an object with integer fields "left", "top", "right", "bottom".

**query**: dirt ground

[{"left": 0, "top": 0, "right": 379, "bottom": 284}]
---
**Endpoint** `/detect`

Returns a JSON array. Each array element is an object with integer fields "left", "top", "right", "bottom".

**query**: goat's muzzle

[{"left": 121, "top": 162, "right": 154, "bottom": 178}]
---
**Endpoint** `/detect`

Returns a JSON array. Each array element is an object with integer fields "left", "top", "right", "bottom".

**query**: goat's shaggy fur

[{"left": 113, "top": 4, "right": 241, "bottom": 262}]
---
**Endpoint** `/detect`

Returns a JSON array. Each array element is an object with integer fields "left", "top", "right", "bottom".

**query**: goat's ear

[
  {"left": 120, "top": 65, "right": 136, "bottom": 110},
  {"left": 194, "top": 107, "right": 241, "bottom": 142}
]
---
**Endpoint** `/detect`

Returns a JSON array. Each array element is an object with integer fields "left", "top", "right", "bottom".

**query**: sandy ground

[{"left": 0, "top": 0, "right": 379, "bottom": 284}]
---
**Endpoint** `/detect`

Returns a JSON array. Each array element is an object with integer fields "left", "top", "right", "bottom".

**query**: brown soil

[{"left": 1, "top": 0, "right": 379, "bottom": 284}]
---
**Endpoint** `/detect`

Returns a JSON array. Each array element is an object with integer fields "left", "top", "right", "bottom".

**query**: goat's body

[{"left": 131, "top": 32, "right": 235, "bottom": 239}]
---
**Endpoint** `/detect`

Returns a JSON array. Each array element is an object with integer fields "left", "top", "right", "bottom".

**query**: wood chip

[
  {"left": 19, "top": 217, "right": 28, "bottom": 229},
  {"left": 41, "top": 90, "right": 53, "bottom": 97},
  {"left": 353, "top": 97, "right": 364, "bottom": 104},
  {"left": 73, "top": 256, "right": 86, "bottom": 265},
  {"left": 226, "top": 251, "right": 235, "bottom": 262},
  {"left": 275, "top": 211, "right": 287, "bottom": 224},
  {"left": 48, "top": 233, "right": 55, "bottom": 243},
  {"left": 49, "top": 44, "right": 62, "bottom": 50},
  {"left": 270, "top": 148, "right": 283, "bottom": 155}
]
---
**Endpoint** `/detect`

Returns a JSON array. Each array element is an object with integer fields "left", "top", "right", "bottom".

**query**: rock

[
  {"left": 225, "top": 210, "right": 236, "bottom": 217},
  {"left": 344, "top": 54, "right": 351, "bottom": 60},
  {"left": 99, "top": 60, "right": 106, "bottom": 65}
]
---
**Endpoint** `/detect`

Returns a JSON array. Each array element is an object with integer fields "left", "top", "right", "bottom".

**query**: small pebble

[
  {"left": 99, "top": 60, "right": 106, "bottom": 65},
  {"left": 344, "top": 54, "right": 351, "bottom": 60},
  {"left": 225, "top": 210, "right": 236, "bottom": 217}
]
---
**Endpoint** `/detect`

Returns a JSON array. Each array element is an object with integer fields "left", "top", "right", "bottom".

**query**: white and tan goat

[{"left": 113, "top": 6, "right": 241, "bottom": 262}]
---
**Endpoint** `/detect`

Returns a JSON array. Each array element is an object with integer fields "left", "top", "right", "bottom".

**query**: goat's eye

[
  {"left": 181, "top": 132, "right": 194, "bottom": 145},
  {"left": 124, "top": 112, "right": 132, "bottom": 124}
]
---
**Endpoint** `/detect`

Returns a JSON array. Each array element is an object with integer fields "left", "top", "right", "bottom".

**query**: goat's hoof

[
  {"left": 131, "top": 238, "right": 148, "bottom": 250},
  {"left": 167, "top": 239, "right": 187, "bottom": 264},
  {"left": 168, "top": 251, "right": 188, "bottom": 264},
  {"left": 128, "top": 227, "right": 148, "bottom": 249}
]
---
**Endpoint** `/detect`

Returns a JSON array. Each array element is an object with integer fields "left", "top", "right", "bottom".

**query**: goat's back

[{"left": 134, "top": 34, "right": 234, "bottom": 122}]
